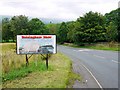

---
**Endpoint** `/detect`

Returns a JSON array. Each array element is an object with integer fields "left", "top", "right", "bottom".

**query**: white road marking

[
  {"left": 77, "top": 49, "right": 90, "bottom": 54},
  {"left": 81, "top": 63, "right": 103, "bottom": 90},
  {"left": 93, "top": 55, "right": 105, "bottom": 59},
  {"left": 112, "top": 60, "right": 119, "bottom": 64},
  {"left": 78, "top": 49, "right": 91, "bottom": 52}
]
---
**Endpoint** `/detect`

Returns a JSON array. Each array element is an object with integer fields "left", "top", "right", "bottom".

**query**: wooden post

[
  {"left": 26, "top": 54, "right": 29, "bottom": 66},
  {"left": 46, "top": 54, "right": 48, "bottom": 69}
]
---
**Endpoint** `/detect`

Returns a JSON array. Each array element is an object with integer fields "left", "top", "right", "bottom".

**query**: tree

[
  {"left": 46, "top": 23, "right": 60, "bottom": 34},
  {"left": 118, "top": 8, "right": 120, "bottom": 42},
  {"left": 73, "top": 11, "right": 106, "bottom": 44},
  {"left": 28, "top": 18, "right": 48, "bottom": 34},
  {"left": 2, "top": 15, "right": 49, "bottom": 42},
  {"left": 2, "top": 18, "right": 12, "bottom": 42},
  {"left": 67, "top": 21, "right": 76, "bottom": 43},
  {"left": 105, "top": 8, "right": 120, "bottom": 42},
  {"left": 10, "top": 15, "right": 29, "bottom": 41},
  {"left": 106, "top": 22, "right": 118, "bottom": 41},
  {"left": 57, "top": 22, "right": 68, "bottom": 44},
  {"left": 0, "top": 21, "right": 2, "bottom": 42}
]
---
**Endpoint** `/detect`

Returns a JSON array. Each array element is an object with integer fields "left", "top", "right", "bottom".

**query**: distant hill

[
  {"left": 0, "top": 15, "right": 12, "bottom": 23},
  {"left": 0, "top": 15, "right": 68, "bottom": 24},
  {"left": 38, "top": 18, "right": 67, "bottom": 24}
]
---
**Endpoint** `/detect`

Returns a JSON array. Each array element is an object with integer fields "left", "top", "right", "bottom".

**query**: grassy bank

[
  {"left": 1, "top": 43, "right": 48, "bottom": 82},
  {"left": 1, "top": 43, "right": 81, "bottom": 88},
  {"left": 63, "top": 42, "right": 119, "bottom": 51}
]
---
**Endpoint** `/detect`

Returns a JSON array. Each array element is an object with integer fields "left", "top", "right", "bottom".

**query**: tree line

[
  {"left": 2, "top": 16, "right": 49, "bottom": 42},
  {"left": 2, "top": 8, "right": 119, "bottom": 44},
  {"left": 48, "top": 8, "right": 119, "bottom": 44}
]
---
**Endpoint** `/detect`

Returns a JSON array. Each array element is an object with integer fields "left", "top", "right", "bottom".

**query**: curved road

[{"left": 58, "top": 45, "right": 118, "bottom": 88}]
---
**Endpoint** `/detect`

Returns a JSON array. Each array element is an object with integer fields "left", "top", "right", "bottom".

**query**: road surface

[{"left": 58, "top": 45, "right": 118, "bottom": 88}]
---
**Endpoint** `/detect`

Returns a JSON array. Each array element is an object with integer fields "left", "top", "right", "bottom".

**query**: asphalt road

[{"left": 58, "top": 45, "right": 119, "bottom": 88}]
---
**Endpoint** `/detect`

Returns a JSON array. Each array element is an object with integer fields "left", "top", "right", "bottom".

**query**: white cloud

[{"left": 0, "top": 0, "right": 118, "bottom": 20}]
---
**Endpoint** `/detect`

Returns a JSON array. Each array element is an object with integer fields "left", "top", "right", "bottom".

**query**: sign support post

[
  {"left": 46, "top": 54, "right": 48, "bottom": 69},
  {"left": 25, "top": 54, "right": 33, "bottom": 66},
  {"left": 26, "top": 54, "right": 29, "bottom": 66}
]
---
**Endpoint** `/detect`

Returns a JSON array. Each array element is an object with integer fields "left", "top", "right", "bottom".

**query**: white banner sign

[{"left": 17, "top": 35, "right": 56, "bottom": 54}]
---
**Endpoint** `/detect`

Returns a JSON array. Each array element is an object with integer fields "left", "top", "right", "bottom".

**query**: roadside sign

[{"left": 17, "top": 35, "right": 56, "bottom": 54}]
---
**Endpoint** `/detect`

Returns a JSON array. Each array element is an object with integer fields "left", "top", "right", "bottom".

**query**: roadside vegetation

[
  {"left": 2, "top": 43, "right": 27, "bottom": 74},
  {"left": 49, "top": 8, "right": 119, "bottom": 46},
  {"left": 1, "top": 43, "right": 81, "bottom": 88},
  {"left": 2, "top": 8, "right": 119, "bottom": 51},
  {"left": 63, "top": 42, "right": 119, "bottom": 51}
]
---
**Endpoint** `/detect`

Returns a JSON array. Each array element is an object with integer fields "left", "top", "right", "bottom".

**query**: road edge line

[{"left": 81, "top": 63, "right": 103, "bottom": 90}]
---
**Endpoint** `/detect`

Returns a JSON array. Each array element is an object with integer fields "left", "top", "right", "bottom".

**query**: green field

[{"left": 1, "top": 43, "right": 81, "bottom": 88}]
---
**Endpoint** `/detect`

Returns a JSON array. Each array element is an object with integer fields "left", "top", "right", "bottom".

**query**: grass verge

[
  {"left": 2, "top": 43, "right": 81, "bottom": 88},
  {"left": 3, "top": 53, "right": 81, "bottom": 88},
  {"left": 63, "top": 42, "right": 119, "bottom": 51},
  {"left": 2, "top": 60, "right": 48, "bottom": 82}
]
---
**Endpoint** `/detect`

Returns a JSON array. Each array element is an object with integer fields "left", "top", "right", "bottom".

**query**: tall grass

[
  {"left": 1, "top": 43, "right": 48, "bottom": 82},
  {"left": 2, "top": 60, "right": 48, "bottom": 82},
  {"left": 2, "top": 43, "right": 25, "bottom": 73}
]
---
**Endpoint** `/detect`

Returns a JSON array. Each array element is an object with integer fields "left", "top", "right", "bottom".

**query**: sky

[{"left": 0, "top": 0, "right": 119, "bottom": 21}]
